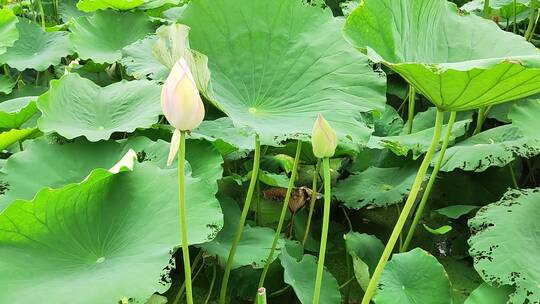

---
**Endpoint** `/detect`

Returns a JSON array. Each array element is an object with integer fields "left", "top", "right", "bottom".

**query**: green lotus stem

[
  {"left": 204, "top": 263, "right": 217, "bottom": 304},
  {"left": 509, "top": 163, "right": 519, "bottom": 188},
  {"left": 525, "top": 0, "right": 538, "bottom": 40},
  {"left": 401, "top": 111, "right": 456, "bottom": 252},
  {"left": 513, "top": 0, "right": 518, "bottom": 33},
  {"left": 174, "top": 250, "right": 203, "bottom": 304},
  {"left": 302, "top": 159, "right": 321, "bottom": 246},
  {"left": 483, "top": 0, "right": 491, "bottom": 18},
  {"left": 177, "top": 131, "right": 194, "bottom": 304},
  {"left": 532, "top": 8, "right": 540, "bottom": 41},
  {"left": 219, "top": 134, "right": 261, "bottom": 304},
  {"left": 473, "top": 106, "right": 490, "bottom": 135},
  {"left": 407, "top": 86, "right": 416, "bottom": 134},
  {"left": 257, "top": 288, "right": 267, "bottom": 304},
  {"left": 36, "top": 0, "right": 45, "bottom": 29},
  {"left": 3, "top": 65, "right": 10, "bottom": 77},
  {"left": 361, "top": 110, "right": 444, "bottom": 304},
  {"left": 258, "top": 140, "right": 302, "bottom": 289},
  {"left": 313, "top": 157, "right": 331, "bottom": 304}
]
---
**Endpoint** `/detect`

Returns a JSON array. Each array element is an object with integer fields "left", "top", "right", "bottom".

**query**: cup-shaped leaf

[{"left": 343, "top": 0, "right": 540, "bottom": 111}]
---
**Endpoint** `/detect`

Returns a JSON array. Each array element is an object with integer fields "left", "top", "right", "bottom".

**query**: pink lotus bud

[
  {"left": 311, "top": 114, "right": 337, "bottom": 158},
  {"left": 161, "top": 57, "right": 205, "bottom": 131}
]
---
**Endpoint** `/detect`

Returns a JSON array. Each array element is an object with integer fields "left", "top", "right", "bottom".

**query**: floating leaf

[
  {"left": 464, "top": 283, "right": 513, "bottom": 304},
  {"left": 0, "top": 96, "right": 38, "bottom": 129},
  {"left": 200, "top": 195, "right": 283, "bottom": 269},
  {"left": 77, "top": 0, "right": 145, "bottom": 12},
  {"left": 436, "top": 125, "right": 540, "bottom": 172},
  {"left": 374, "top": 248, "right": 452, "bottom": 304},
  {"left": 469, "top": 188, "right": 540, "bottom": 303},
  {"left": 435, "top": 205, "right": 480, "bottom": 219},
  {"left": 0, "top": 163, "right": 222, "bottom": 303},
  {"left": 334, "top": 165, "right": 417, "bottom": 209},
  {"left": 70, "top": 11, "right": 154, "bottom": 64},
  {"left": 280, "top": 244, "right": 341, "bottom": 304},
  {"left": 0, "top": 19, "right": 72, "bottom": 71},
  {"left": 423, "top": 224, "right": 452, "bottom": 235},
  {"left": 344, "top": 0, "right": 540, "bottom": 111},
  {"left": 37, "top": 73, "right": 161, "bottom": 141},
  {"left": 0, "top": 9, "right": 18, "bottom": 55},
  {"left": 180, "top": 0, "right": 385, "bottom": 145}
]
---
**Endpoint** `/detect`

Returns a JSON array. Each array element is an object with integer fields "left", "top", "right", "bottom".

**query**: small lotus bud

[
  {"left": 311, "top": 114, "right": 337, "bottom": 158},
  {"left": 161, "top": 57, "right": 205, "bottom": 131}
]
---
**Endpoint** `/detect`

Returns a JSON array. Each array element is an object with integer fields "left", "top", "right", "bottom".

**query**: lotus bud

[
  {"left": 311, "top": 114, "right": 337, "bottom": 158},
  {"left": 161, "top": 57, "right": 205, "bottom": 131}
]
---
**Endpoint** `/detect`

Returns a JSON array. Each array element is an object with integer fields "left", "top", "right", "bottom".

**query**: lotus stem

[
  {"left": 177, "top": 131, "right": 194, "bottom": 304},
  {"left": 219, "top": 134, "right": 261, "bottom": 304},
  {"left": 513, "top": 0, "right": 518, "bottom": 33},
  {"left": 509, "top": 163, "right": 519, "bottom": 188},
  {"left": 361, "top": 110, "right": 444, "bottom": 304},
  {"left": 401, "top": 111, "right": 456, "bottom": 252},
  {"left": 204, "top": 263, "right": 217, "bottom": 304},
  {"left": 407, "top": 85, "right": 416, "bottom": 134},
  {"left": 258, "top": 140, "right": 302, "bottom": 289},
  {"left": 483, "top": 0, "right": 491, "bottom": 18},
  {"left": 473, "top": 106, "right": 490, "bottom": 135},
  {"left": 525, "top": 0, "right": 538, "bottom": 40},
  {"left": 257, "top": 288, "right": 268, "bottom": 304},
  {"left": 302, "top": 159, "right": 321, "bottom": 246},
  {"left": 36, "top": 0, "right": 46, "bottom": 29},
  {"left": 313, "top": 157, "right": 331, "bottom": 304}
]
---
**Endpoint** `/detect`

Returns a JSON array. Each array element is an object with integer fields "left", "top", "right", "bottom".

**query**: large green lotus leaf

[
  {"left": 508, "top": 99, "right": 540, "bottom": 140},
  {"left": 0, "top": 19, "right": 72, "bottom": 71},
  {"left": 0, "top": 136, "right": 222, "bottom": 210},
  {"left": 436, "top": 125, "right": 540, "bottom": 172},
  {"left": 464, "top": 283, "right": 513, "bottom": 304},
  {"left": 122, "top": 23, "right": 210, "bottom": 89},
  {"left": 77, "top": 0, "right": 145, "bottom": 12},
  {"left": 37, "top": 73, "right": 161, "bottom": 141},
  {"left": 0, "top": 9, "right": 18, "bottom": 55},
  {"left": 468, "top": 188, "right": 540, "bottom": 303},
  {"left": 335, "top": 165, "right": 417, "bottom": 209},
  {"left": 180, "top": 0, "right": 385, "bottom": 145},
  {"left": 344, "top": 0, "right": 540, "bottom": 111},
  {"left": 192, "top": 117, "right": 256, "bottom": 157},
  {"left": 0, "top": 96, "right": 38, "bottom": 129},
  {"left": 151, "top": 24, "right": 210, "bottom": 93},
  {"left": 280, "top": 245, "right": 341, "bottom": 304},
  {"left": 374, "top": 248, "right": 452, "bottom": 304},
  {"left": 200, "top": 195, "right": 283, "bottom": 269},
  {"left": 367, "top": 108, "right": 472, "bottom": 159},
  {"left": 70, "top": 11, "right": 154, "bottom": 64},
  {"left": 0, "top": 74, "right": 15, "bottom": 95},
  {"left": 121, "top": 36, "right": 169, "bottom": 80},
  {"left": 0, "top": 162, "right": 222, "bottom": 303}
]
